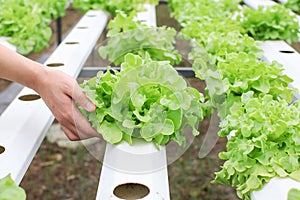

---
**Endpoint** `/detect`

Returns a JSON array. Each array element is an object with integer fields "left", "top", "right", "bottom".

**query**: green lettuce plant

[
  {"left": 213, "top": 92, "right": 300, "bottom": 200},
  {"left": 72, "top": 0, "right": 158, "bottom": 16},
  {"left": 169, "top": 0, "right": 241, "bottom": 26},
  {"left": 0, "top": 0, "right": 69, "bottom": 54},
  {"left": 288, "top": 188, "right": 300, "bottom": 200},
  {"left": 239, "top": 4, "right": 299, "bottom": 43},
  {"left": 0, "top": 174, "right": 26, "bottom": 200},
  {"left": 284, "top": 0, "right": 300, "bottom": 14},
  {"left": 99, "top": 11, "right": 181, "bottom": 65},
  {"left": 80, "top": 53, "right": 206, "bottom": 146}
]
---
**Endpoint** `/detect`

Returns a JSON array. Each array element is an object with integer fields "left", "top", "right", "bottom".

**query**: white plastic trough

[
  {"left": 243, "top": 0, "right": 276, "bottom": 10},
  {"left": 259, "top": 40, "right": 300, "bottom": 92},
  {"left": 0, "top": 10, "right": 109, "bottom": 184},
  {"left": 96, "top": 4, "right": 170, "bottom": 200},
  {"left": 247, "top": 41, "right": 300, "bottom": 199}
]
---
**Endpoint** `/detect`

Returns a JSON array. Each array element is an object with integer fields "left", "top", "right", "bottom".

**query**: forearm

[
  {"left": 0, "top": 45, "right": 47, "bottom": 91},
  {"left": 0, "top": 45, "right": 99, "bottom": 140}
]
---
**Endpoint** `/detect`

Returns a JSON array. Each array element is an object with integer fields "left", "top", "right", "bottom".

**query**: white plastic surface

[
  {"left": 243, "top": 0, "right": 276, "bottom": 10},
  {"left": 251, "top": 177, "right": 300, "bottom": 200},
  {"left": 135, "top": 4, "right": 157, "bottom": 26},
  {"left": 277, "top": 0, "right": 288, "bottom": 3},
  {"left": 0, "top": 10, "right": 109, "bottom": 184},
  {"left": 96, "top": 4, "right": 170, "bottom": 200},
  {"left": 96, "top": 142, "right": 169, "bottom": 200},
  {"left": 259, "top": 40, "right": 300, "bottom": 92}
]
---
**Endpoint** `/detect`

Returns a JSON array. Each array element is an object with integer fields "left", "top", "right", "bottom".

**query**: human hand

[{"left": 33, "top": 67, "right": 100, "bottom": 140}]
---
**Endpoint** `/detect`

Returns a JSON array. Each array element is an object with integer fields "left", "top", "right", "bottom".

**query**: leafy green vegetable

[
  {"left": 169, "top": 0, "right": 241, "bottom": 26},
  {"left": 80, "top": 53, "right": 205, "bottom": 146},
  {"left": 0, "top": 174, "right": 26, "bottom": 200},
  {"left": 180, "top": 19, "right": 245, "bottom": 46},
  {"left": 72, "top": 0, "right": 158, "bottom": 16},
  {"left": 187, "top": 31, "right": 262, "bottom": 62},
  {"left": 288, "top": 188, "right": 300, "bottom": 200},
  {"left": 284, "top": 0, "right": 300, "bottom": 15},
  {"left": 0, "top": 0, "right": 68, "bottom": 54},
  {"left": 168, "top": 0, "right": 300, "bottom": 198},
  {"left": 192, "top": 48, "right": 295, "bottom": 118},
  {"left": 239, "top": 4, "right": 299, "bottom": 43},
  {"left": 213, "top": 92, "right": 300, "bottom": 200},
  {"left": 99, "top": 11, "right": 181, "bottom": 65},
  {"left": 32, "top": 0, "right": 69, "bottom": 19}
]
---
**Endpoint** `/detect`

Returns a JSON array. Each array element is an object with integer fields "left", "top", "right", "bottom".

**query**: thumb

[{"left": 73, "top": 84, "right": 95, "bottom": 112}]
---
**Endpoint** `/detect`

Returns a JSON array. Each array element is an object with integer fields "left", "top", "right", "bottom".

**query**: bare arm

[{"left": 0, "top": 45, "right": 99, "bottom": 140}]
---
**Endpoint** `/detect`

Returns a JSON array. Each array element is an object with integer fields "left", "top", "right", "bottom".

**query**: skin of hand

[
  {"left": 0, "top": 45, "right": 99, "bottom": 140},
  {"left": 34, "top": 67, "right": 100, "bottom": 140}
]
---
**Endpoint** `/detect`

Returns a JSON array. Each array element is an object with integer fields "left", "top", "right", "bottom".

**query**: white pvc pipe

[
  {"left": 260, "top": 40, "right": 300, "bottom": 92},
  {"left": 0, "top": 10, "right": 109, "bottom": 184},
  {"left": 96, "top": 4, "right": 170, "bottom": 200},
  {"left": 251, "top": 177, "right": 300, "bottom": 200},
  {"left": 243, "top": 0, "right": 276, "bottom": 10},
  {"left": 96, "top": 142, "right": 169, "bottom": 200}
]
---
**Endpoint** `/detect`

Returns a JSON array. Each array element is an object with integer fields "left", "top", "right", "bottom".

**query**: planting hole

[
  {"left": 18, "top": 94, "right": 41, "bottom": 101},
  {"left": 113, "top": 183, "right": 150, "bottom": 199},
  {"left": 65, "top": 42, "right": 79, "bottom": 45},
  {"left": 279, "top": 50, "right": 295, "bottom": 54},
  {"left": 0, "top": 146, "right": 5, "bottom": 154},
  {"left": 46, "top": 63, "right": 64, "bottom": 67},
  {"left": 77, "top": 26, "right": 88, "bottom": 29}
]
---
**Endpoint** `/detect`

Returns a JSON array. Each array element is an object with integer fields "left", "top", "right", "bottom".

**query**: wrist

[{"left": 28, "top": 64, "right": 50, "bottom": 94}]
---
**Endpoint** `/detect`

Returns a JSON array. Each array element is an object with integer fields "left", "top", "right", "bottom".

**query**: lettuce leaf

[
  {"left": 213, "top": 92, "right": 300, "bottom": 200},
  {"left": 98, "top": 11, "right": 181, "bottom": 65},
  {"left": 80, "top": 53, "right": 206, "bottom": 146},
  {"left": 239, "top": 4, "right": 299, "bottom": 43},
  {"left": 288, "top": 188, "right": 300, "bottom": 200},
  {"left": 0, "top": 174, "right": 26, "bottom": 200}
]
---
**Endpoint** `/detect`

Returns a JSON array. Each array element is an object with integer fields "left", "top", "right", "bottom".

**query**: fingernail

[{"left": 86, "top": 102, "right": 95, "bottom": 111}]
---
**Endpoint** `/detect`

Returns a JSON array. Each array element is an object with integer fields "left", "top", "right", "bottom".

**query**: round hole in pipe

[
  {"left": 18, "top": 94, "right": 41, "bottom": 101},
  {"left": 65, "top": 42, "right": 79, "bottom": 45},
  {"left": 46, "top": 63, "right": 64, "bottom": 67},
  {"left": 279, "top": 50, "right": 295, "bottom": 54},
  {"left": 113, "top": 183, "right": 150, "bottom": 199},
  {"left": 0, "top": 146, "right": 5, "bottom": 154},
  {"left": 77, "top": 26, "right": 88, "bottom": 29}
]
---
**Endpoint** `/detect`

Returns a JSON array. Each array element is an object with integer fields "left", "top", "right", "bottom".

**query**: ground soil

[{"left": 0, "top": 3, "right": 299, "bottom": 200}]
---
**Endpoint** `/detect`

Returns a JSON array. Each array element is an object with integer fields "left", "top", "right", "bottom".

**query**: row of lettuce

[
  {"left": 79, "top": 9, "right": 207, "bottom": 147},
  {"left": 167, "top": 0, "right": 300, "bottom": 199},
  {"left": 77, "top": 0, "right": 300, "bottom": 198},
  {"left": 2, "top": 1, "right": 198, "bottom": 199},
  {"left": 1, "top": 0, "right": 299, "bottom": 199},
  {"left": 0, "top": 0, "right": 69, "bottom": 55},
  {"left": 0, "top": 0, "right": 298, "bottom": 55},
  {"left": 0, "top": 0, "right": 159, "bottom": 55}
]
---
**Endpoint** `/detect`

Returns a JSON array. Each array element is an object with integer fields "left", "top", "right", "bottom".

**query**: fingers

[
  {"left": 59, "top": 102, "right": 100, "bottom": 141},
  {"left": 73, "top": 83, "right": 95, "bottom": 112},
  {"left": 61, "top": 126, "right": 80, "bottom": 141},
  {"left": 72, "top": 103, "right": 100, "bottom": 139}
]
